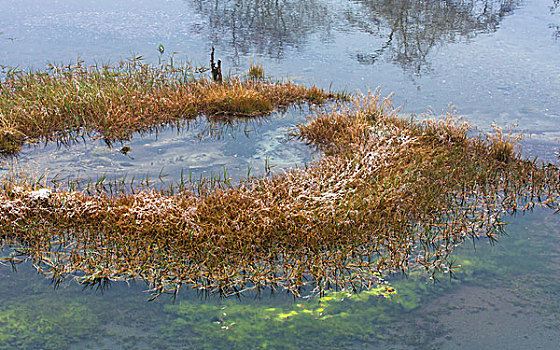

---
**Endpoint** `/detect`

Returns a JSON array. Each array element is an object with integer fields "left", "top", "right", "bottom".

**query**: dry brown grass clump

[
  {"left": 1, "top": 93, "right": 559, "bottom": 297},
  {"left": 247, "top": 62, "right": 265, "bottom": 80},
  {"left": 0, "top": 59, "right": 338, "bottom": 154}
]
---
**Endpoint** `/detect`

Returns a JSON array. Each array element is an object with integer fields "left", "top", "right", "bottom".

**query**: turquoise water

[
  {"left": 1, "top": 0, "right": 560, "bottom": 348},
  {"left": 1, "top": 210, "right": 558, "bottom": 349}
]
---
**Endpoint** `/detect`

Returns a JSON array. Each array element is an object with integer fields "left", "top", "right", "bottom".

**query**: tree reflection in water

[
  {"left": 190, "top": 0, "right": 335, "bottom": 59},
  {"left": 551, "top": 0, "right": 559, "bottom": 41},
  {"left": 347, "top": 0, "right": 520, "bottom": 74},
  {"left": 190, "top": 0, "right": 522, "bottom": 74}
]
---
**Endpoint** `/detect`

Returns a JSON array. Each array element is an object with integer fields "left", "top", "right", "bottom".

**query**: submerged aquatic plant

[
  {"left": 0, "top": 58, "right": 337, "bottom": 154},
  {"left": 0, "top": 297, "right": 100, "bottom": 350},
  {"left": 1, "top": 92, "right": 559, "bottom": 298}
]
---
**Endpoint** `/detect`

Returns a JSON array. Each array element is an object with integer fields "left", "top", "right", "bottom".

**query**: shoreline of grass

[
  {"left": 1, "top": 92, "right": 559, "bottom": 297},
  {"left": 0, "top": 59, "right": 343, "bottom": 155}
]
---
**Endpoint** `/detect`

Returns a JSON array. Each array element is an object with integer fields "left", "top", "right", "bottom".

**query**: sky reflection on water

[
  {"left": 1, "top": 0, "right": 558, "bottom": 121},
  {"left": 0, "top": 108, "right": 316, "bottom": 186},
  {"left": 1, "top": 0, "right": 559, "bottom": 182}
]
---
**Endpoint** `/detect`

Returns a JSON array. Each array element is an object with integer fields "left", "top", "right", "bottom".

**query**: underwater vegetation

[
  {"left": 1, "top": 211, "right": 557, "bottom": 349},
  {"left": 0, "top": 296, "right": 100, "bottom": 350},
  {"left": 161, "top": 286, "right": 402, "bottom": 349},
  {"left": 1, "top": 88, "right": 559, "bottom": 298},
  {"left": 0, "top": 58, "right": 337, "bottom": 155},
  {"left": 0, "top": 261, "right": 437, "bottom": 350},
  {"left": 0, "top": 266, "right": 431, "bottom": 349}
]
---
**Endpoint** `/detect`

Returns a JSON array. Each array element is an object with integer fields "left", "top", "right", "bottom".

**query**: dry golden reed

[
  {"left": 1, "top": 92, "right": 559, "bottom": 298},
  {"left": 0, "top": 59, "right": 337, "bottom": 154}
]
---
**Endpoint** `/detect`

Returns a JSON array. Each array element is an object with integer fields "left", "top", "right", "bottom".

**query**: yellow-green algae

[
  {"left": 0, "top": 263, "right": 434, "bottom": 349},
  {"left": 0, "top": 297, "right": 100, "bottom": 350},
  {"left": 161, "top": 285, "right": 407, "bottom": 349},
  {"left": 1, "top": 211, "right": 558, "bottom": 349}
]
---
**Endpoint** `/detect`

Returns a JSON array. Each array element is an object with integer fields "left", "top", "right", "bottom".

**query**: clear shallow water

[
  {"left": 1, "top": 0, "right": 560, "bottom": 348},
  {"left": 1, "top": 210, "right": 558, "bottom": 349},
  {"left": 1, "top": 108, "right": 317, "bottom": 186}
]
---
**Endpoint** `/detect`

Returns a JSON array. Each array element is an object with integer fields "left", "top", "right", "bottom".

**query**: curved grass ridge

[
  {"left": 1, "top": 93, "right": 559, "bottom": 297},
  {"left": 0, "top": 59, "right": 337, "bottom": 154}
]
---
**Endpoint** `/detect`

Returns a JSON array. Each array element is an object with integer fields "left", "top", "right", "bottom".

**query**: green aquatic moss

[
  {"left": 159, "top": 283, "right": 437, "bottom": 349},
  {"left": 0, "top": 297, "right": 100, "bottom": 350}
]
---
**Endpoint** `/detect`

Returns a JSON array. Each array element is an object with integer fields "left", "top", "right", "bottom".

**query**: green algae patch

[
  {"left": 0, "top": 298, "right": 100, "bottom": 350},
  {"left": 1, "top": 92, "right": 560, "bottom": 297},
  {"left": 159, "top": 281, "right": 432, "bottom": 349}
]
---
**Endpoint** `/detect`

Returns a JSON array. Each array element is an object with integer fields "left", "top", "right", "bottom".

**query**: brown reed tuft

[
  {"left": 247, "top": 62, "right": 265, "bottom": 80},
  {"left": 1, "top": 92, "right": 559, "bottom": 298},
  {"left": 0, "top": 59, "right": 337, "bottom": 154}
]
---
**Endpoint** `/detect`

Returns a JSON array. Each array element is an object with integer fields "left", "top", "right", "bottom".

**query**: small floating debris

[{"left": 119, "top": 146, "right": 131, "bottom": 155}]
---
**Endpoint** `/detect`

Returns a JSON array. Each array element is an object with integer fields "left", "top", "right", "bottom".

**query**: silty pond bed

[{"left": 1, "top": 0, "right": 560, "bottom": 348}]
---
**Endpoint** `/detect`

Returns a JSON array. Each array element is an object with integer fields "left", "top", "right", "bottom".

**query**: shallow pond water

[
  {"left": 1, "top": 0, "right": 560, "bottom": 348},
  {"left": 1, "top": 210, "right": 558, "bottom": 349},
  {"left": 1, "top": 108, "right": 317, "bottom": 187}
]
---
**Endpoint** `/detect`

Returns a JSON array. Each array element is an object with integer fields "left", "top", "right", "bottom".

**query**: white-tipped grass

[{"left": 1, "top": 92, "right": 559, "bottom": 298}]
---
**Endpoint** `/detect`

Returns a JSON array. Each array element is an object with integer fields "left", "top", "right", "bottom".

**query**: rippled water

[{"left": 1, "top": 0, "right": 559, "bottom": 348}]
